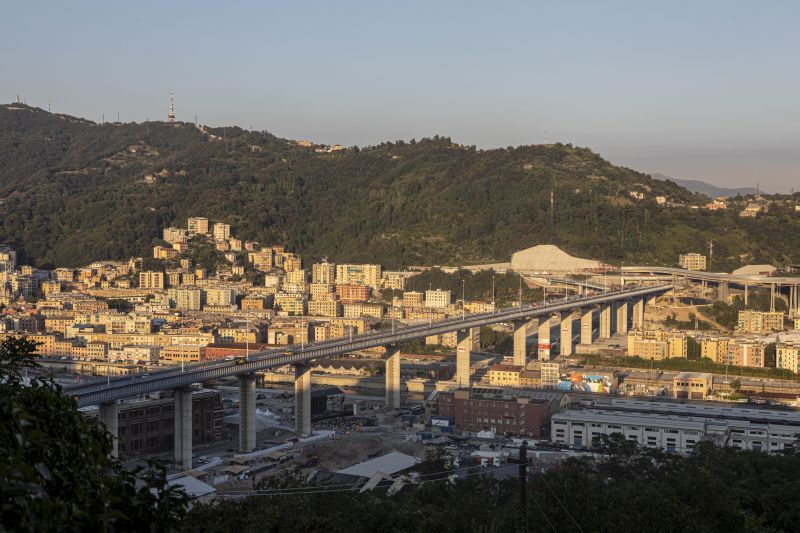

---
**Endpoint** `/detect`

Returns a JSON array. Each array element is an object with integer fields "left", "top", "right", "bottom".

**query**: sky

[{"left": 2, "top": 1, "right": 799, "bottom": 192}]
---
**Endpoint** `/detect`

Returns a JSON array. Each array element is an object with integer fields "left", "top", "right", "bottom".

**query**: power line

[{"left": 537, "top": 471, "right": 584, "bottom": 532}]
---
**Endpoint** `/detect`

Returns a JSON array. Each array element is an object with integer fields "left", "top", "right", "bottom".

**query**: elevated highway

[{"left": 72, "top": 283, "right": 671, "bottom": 465}]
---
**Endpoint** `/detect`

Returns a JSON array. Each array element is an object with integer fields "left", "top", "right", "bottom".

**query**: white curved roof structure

[
  {"left": 510, "top": 244, "right": 602, "bottom": 273},
  {"left": 731, "top": 264, "right": 776, "bottom": 277}
]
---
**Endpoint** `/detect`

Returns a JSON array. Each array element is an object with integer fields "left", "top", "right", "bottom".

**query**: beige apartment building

[
  {"left": 309, "top": 282, "right": 335, "bottom": 301},
  {"left": 336, "top": 264, "right": 381, "bottom": 289},
  {"left": 312, "top": 262, "right": 336, "bottom": 284},
  {"left": 678, "top": 253, "right": 707, "bottom": 271},
  {"left": 736, "top": 310, "right": 784, "bottom": 334},
  {"left": 425, "top": 289, "right": 451, "bottom": 309},
  {"left": 212, "top": 222, "right": 230, "bottom": 241},
  {"left": 626, "top": 330, "right": 687, "bottom": 360},
  {"left": 776, "top": 343, "right": 800, "bottom": 374},
  {"left": 205, "top": 288, "right": 236, "bottom": 307},
  {"left": 488, "top": 364, "right": 523, "bottom": 387},
  {"left": 699, "top": 336, "right": 730, "bottom": 364},
  {"left": 139, "top": 271, "right": 165, "bottom": 290},
  {"left": 403, "top": 291, "right": 424, "bottom": 308},
  {"left": 343, "top": 302, "right": 384, "bottom": 319},
  {"left": 275, "top": 292, "right": 306, "bottom": 316},
  {"left": 308, "top": 299, "right": 341, "bottom": 318},
  {"left": 187, "top": 217, "right": 209, "bottom": 234}
]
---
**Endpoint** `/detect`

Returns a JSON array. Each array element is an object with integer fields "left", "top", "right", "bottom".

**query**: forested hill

[{"left": 1, "top": 103, "right": 798, "bottom": 271}]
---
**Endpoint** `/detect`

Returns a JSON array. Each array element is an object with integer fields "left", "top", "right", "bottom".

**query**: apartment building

[
  {"left": 187, "top": 217, "right": 209, "bottom": 235},
  {"left": 205, "top": 288, "right": 236, "bottom": 307},
  {"left": 139, "top": 271, "right": 165, "bottom": 290},
  {"left": 285, "top": 269, "right": 307, "bottom": 285},
  {"left": 274, "top": 292, "right": 306, "bottom": 316},
  {"left": 736, "top": 311, "right": 785, "bottom": 334},
  {"left": 403, "top": 291, "right": 424, "bottom": 308},
  {"left": 776, "top": 343, "right": 800, "bottom": 374},
  {"left": 309, "top": 282, "right": 335, "bottom": 301},
  {"left": 700, "top": 336, "right": 730, "bottom": 364},
  {"left": 312, "top": 262, "right": 336, "bottom": 284},
  {"left": 381, "top": 272, "right": 407, "bottom": 291},
  {"left": 425, "top": 289, "right": 452, "bottom": 309},
  {"left": 212, "top": 222, "right": 230, "bottom": 241},
  {"left": 488, "top": 364, "right": 523, "bottom": 387},
  {"left": 343, "top": 302, "right": 384, "bottom": 319},
  {"left": 335, "top": 264, "right": 381, "bottom": 289},
  {"left": 307, "top": 299, "right": 341, "bottom": 318},
  {"left": 282, "top": 253, "right": 302, "bottom": 273},
  {"left": 626, "top": 330, "right": 687, "bottom": 360},
  {"left": 726, "top": 340, "right": 765, "bottom": 368},
  {"left": 336, "top": 284, "right": 371, "bottom": 303},
  {"left": 171, "top": 288, "right": 202, "bottom": 311},
  {"left": 163, "top": 227, "right": 188, "bottom": 244},
  {"left": 678, "top": 253, "right": 707, "bottom": 271}
]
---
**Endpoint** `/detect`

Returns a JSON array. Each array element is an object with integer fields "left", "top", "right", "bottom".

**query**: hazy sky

[{"left": 2, "top": 1, "right": 799, "bottom": 192}]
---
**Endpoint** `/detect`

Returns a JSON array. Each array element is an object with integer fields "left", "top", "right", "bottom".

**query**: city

[{"left": 3, "top": 2, "right": 800, "bottom": 532}]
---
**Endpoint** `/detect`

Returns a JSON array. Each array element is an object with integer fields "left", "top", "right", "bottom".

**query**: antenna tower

[
  {"left": 708, "top": 240, "right": 714, "bottom": 258},
  {"left": 544, "top": 129, "right": 550, "bottom": 145},
  {"left": 168, "top": 92, "right": 176, "bottom": 123}
]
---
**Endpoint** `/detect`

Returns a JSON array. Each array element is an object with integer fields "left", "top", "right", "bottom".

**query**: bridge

[
  {"left": 73, "top": 284, "right": 671, "bottom": 468},
  {"left": 623, "top": 266, "right": 800, "bottom": 315}
]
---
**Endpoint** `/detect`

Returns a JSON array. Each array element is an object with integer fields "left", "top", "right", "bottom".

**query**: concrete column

[
  {"left": 560, "top": 311, "right": 575, "bottom": 356},
  {"left": 173, "top": 388, "right": 193, "bottom": 470},
  {"left": 599, "top": 304, "right": 611, "bottom": 339},
  {"left": 512, "top": 319, "right": 528, "bottom": 367},
  {"left": 294, "top": 363, "right": 312, "bottom": 437},
  {"left": 238, "top": 374, "right": 257, "bottom": 452},
  {"left": 537, "top": 317, "right": 552, "bottom": 360},
  {"left": 98, "top": 401, "right": 120, "bottom": 458},
  {"left": 615, "top": 301, "right": 628, "bottom": 335},
  {"left": 385, "top": 344, "right": 401, "bottom": 410},
  {"left": 456, "top": 329, "right": 471, "bottom": 387},
  {"left": 718, "top": 281, "right": 729, "bottom": 302},
  {"left": 632, "top": 298, "right": 644, "bottom": 330},
  {"left": 744, "top": 284, "right": 749, "bottom": 306},
  {"left": 580, "top": 308, "right": 593, "bottom": 346}
]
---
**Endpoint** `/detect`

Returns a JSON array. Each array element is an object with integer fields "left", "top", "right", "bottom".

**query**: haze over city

[{"left": 2, "top": 0, "right": 798, "bottom": 192}]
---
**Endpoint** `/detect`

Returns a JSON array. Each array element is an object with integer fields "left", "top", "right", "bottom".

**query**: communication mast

[
  {"left": 168, "top": 92, "right": 176, "bottom": 123},
  {"left": 708, "top": 240, "right": 714, "bottom": 258}
]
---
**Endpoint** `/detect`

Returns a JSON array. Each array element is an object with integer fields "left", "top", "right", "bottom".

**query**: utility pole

[{"left": 518, "top": 441, "right": 528, "bottom": 527}]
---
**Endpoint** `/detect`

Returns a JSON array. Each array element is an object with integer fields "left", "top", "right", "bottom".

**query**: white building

[
  {"left": 551, "top": 398, "right": 800, "bottom": 455},
  {"left": 425, "top": 289, "right": 451, "bottom": 309}
]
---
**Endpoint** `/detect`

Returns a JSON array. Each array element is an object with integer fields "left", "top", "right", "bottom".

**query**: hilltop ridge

[{"left": 0, "top": 104, "right": 798, "bottom": 271}]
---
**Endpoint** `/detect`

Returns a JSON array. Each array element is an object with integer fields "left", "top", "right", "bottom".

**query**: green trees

[
  {"left": 0, "top": 337, "right": 188, "bottom": 531},
  {"left": 5, "top": 105, "right": 800, "bottom": 271},
  {"left": 181, "top": 437, "right": 800, "bottom": 532}
]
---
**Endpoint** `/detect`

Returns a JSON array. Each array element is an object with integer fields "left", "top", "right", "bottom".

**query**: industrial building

[
  {"left": 551, "top": 398, "right": 800, "bottom": 454},
  {"left": 428, "top": 387, "right": 565, "bottom": 438}
]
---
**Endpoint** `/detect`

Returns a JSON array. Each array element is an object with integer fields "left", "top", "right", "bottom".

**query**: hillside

[
  {"left": 1, "top": 103, "right": 799, "bottom": 271},
  {"left": 651, "top": 173, "right": 761, "bottom": 198}
]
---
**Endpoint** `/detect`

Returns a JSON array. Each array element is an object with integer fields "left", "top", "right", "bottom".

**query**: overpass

[
  {"left": 623, "top": 266, "right": 800, "bottom": 315},
  {"left": 75, "top": 284, "right": 671, "bottom": 467}
]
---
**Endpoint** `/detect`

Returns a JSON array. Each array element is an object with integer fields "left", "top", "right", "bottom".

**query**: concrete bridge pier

[
  {"left": 599, "top": 304, "right": 611, "bottom": 339},
  {"left": 173, "top": 388, "right": 193, "bottom": 470},
  {"left": 98, "top": 401, "right": 120, "bottom": 458},
  {"left": 537, "top": 316, "right": 552, "bottom": 360},
  {"left": 615, "top": 301, "right": 628, "bottom": 335},
  {"left": 580, "top": 308, "right": 594, "bottom": 346},
  {"left": 560, "top": 311, "right": 576, "bottom": 356},
  {"left": 632, "top": 298, "right": 644, "bottom": 330},
  {"left": 512, "top": 318, "right": 536, "bottom": 367},
  {"left": 456, "top": 329, "right": 472, "bottom": 387},
  {"left": 238, "top": 373, "right": 257, "bottom": 452},
  {"left": 294, "top": 363, "right": 312, "bottom": 437},
  {"left": 385, "top": 344, "right": 401, "bottom": 410}
]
